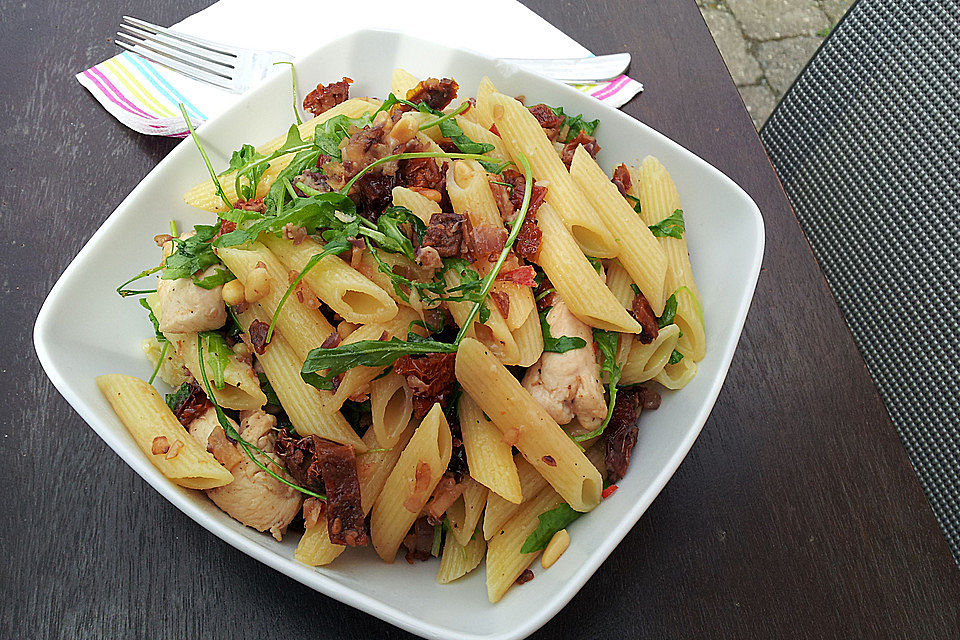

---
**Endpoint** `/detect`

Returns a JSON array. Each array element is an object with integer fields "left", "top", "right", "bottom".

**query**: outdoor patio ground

[{"left": 698, "top": 0, "right": 855, "bottom": 127}]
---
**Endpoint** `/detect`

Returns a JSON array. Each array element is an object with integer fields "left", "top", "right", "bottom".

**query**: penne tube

[
  {"left": 475, "top": 76, "right": 498, "bottom": 129},
  {"left": 183, "top": 98, "right": 380, "bottom": 212},
  {"left": 97, "top": 374, "right": 233, "bottom": 489},
  {"left": 655, "top": 356, "right": 698, "bottom": 390},
  {"left": 455, "top": 338, "right": 602, "bottom": 512},
  {"left": 392, "top": 185, "right": 440, "bottom": 223},
  {"left": 483, "top": 455, "right": 550, "bottom": 539},
  {"left": 217, "top": 242, "right": 335, "bottom": 362},
  {"left": 371, "top": 404, "right": 452, "bottom": 562},
  {"left": 391, "top": 68, "right": 419, "bottom": 97},
  {"left": 237, "top": 305, "right": 364, "bottom": 450},
  {"left": 537, "top": 202, "right": 642, "bottom": 333},
  {"left": 459, "top": 394, "right": 521, "bottom": 504},
  {"left": 454, "top": 117, "right": 511, "bottom": 162},
  {"left": 369, "top": 370, "right": 413, "bottom": 449},
  {"left": 569, "top": 145, "right": 668, "bottom": 313},
  {"left": 511, "top": 308, "right": 545, "bottom": 367},
  {"left": 630, "top": 157, "right": 706, "bottom": 361},
  {"left": 485, "top": 486, "right": 564, "bottom": 602},
  {"left": 487, "top": 91, "right": 617, "bottom": 258},
  {"left": 261, "top": 234, "right": 398, "bottom": 325},
  {"left": 437, "top": 533, "right": 486, "bottom": 584},
  {"left": 446, "top": 476, "right": 489, "bottom": 547},
  {"left": 620, "top": 324, "right": 681, "bottom": 385}
]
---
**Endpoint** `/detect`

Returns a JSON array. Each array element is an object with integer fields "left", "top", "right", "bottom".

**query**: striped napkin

[{"left": 77, "top": 0, "right": 643, "bottom": 137}]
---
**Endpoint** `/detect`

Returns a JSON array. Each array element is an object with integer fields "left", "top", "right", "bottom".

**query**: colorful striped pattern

[{"left": 77, "top": 51, "right": 642, "bottom": 138}]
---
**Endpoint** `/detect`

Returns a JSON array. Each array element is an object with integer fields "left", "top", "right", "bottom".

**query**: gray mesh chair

[{"left": 760, "top": 0, "right": 960, "bottom": 562}]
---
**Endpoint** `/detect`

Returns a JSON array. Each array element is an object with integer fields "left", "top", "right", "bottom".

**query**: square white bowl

[{"left": 35, "top": 29, "right": 763, "bottom": 640}]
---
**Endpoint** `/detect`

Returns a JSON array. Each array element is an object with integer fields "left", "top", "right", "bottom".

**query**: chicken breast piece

[
  {"left": 522, "top": 301, "right": 607, "bottom": 429},
  {"left": 189, "top": 409, "right": 302, "bottom": 541},
  {"left": 156, "top": 265, "right": 228, "bottom": 334}
]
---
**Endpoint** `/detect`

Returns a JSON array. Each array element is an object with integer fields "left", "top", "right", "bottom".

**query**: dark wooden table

[{"left": 3, "top": 0, "right": 958, "bottom": 638}]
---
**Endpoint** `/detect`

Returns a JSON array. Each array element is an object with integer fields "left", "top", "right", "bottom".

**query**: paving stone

[
  {"left": 726, "top": 0, "right": 829, "bottom": 39},
  {"left": 738, "top": 84, "right": 778, "bottom": 128},
  {"left": 820, "top": 0, "right": 855, "bottom": 23},
  {"left": 755, "top": 36, "right": 822, "bottom": 95},
  {"left": 701, "top": 8, "right": 762, "bottom": 85}
]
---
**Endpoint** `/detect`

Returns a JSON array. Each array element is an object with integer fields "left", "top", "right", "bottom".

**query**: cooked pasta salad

[{"left": 98, "top": 69, "right": 704, "bottom": 602}]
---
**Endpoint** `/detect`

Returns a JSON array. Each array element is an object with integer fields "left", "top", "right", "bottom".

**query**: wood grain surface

[{"left": 2, "top": 0, "right": 958, "bottom": 638}]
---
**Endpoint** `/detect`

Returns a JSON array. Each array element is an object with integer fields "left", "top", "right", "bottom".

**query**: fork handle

[{"left": 499, "top": 53, "right": 631, "bottom": 83}]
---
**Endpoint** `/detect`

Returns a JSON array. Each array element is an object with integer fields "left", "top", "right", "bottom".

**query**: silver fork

[{"left": 116, "top": 16, "right": 631, "bottom": 94}]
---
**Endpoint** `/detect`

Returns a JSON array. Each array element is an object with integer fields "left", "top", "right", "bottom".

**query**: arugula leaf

[
  {"left": 539, "top": 309, "right": 587, "bottom": 353},
  {"left": 572, "top": 329, "right": 623, "bottom": 442},
  {"left": 201, "top": 331, "right": 234, "bottom": 390},
  {"left": 139, "top": 298, "right": 166, "bottom": 343},
  {"left": 624, "top": 194, "right": 642, "bottom": 214},
  {"left": 432, "top": 523, "right": 443, "bottom": 557},
  {"left": 314, "top": 113, "right": 373, "bottom": 160},
  {"left": 441, "top": 258, "right": 492, "bottom": 324},
  {"left": 629, "top": 283, "right": 641, "bottom": 296},
  {"left": 376, "top": 206, "right": 424, "bottom": 260},
  {"left": 215, "top": 192, "right": 357, "bottom": 248},
  {"left": 648, "top": 209, "right": 685, "bottom": 239},
  {"left": 165, "top": 383, "right": 192, "bottom": 412},
  {"left": 162, "top": 224, "right": 221, "bottom": 281},
  {"left": 263, "top": 148, "right": 321, "bottom": 213},
  {"left": 587, "top": 256, "right": 604, "bottom": 276},
  {"left": 658, "top": 293, "right": 678, "bottom": 328},
  {"left": 221, "top": 125, "right": 314, "bottom": 203},
  {"left": 374, "top": 93, "right": 445, "bottom": 117},
  {"left": 521, "top": 504, "right": 582, "bottom": 553},
  {"left": 117, "top": 265, "right": 162, "bottom": 297},
  {"left": 192, "top": 266, "right": 236, "bottom": 289},
  {"left": 668, "top": 349, "right": 684, "bottom": 365},
  {"left": 301, "top": 337, "right": 457, "bottom": 391},
  {"left": 366, "top": 241, "right": 446, "bottom": 303},
  {"left": 547, "top": 105, "right": 600, "bottom": 143},
  {"left": 438, "top": 119, "right": 495, "bottom": 155}
]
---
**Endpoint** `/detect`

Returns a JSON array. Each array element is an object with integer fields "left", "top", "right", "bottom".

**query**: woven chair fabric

[{"left": 760, "top": 0, "right": 960, "bottom": 562}]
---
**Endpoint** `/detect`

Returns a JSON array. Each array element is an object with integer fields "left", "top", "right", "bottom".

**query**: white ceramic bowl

[{"left": 35, "top": 29, "right": 763, "bottom": 640}]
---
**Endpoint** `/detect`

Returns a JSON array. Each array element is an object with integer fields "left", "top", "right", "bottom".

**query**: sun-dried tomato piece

[
  {"left": 303, "top": 77, "right": 352, "bottom": 116},
  {"left": 631, "top": 293, "right": 659, "bottom": 344},
  {"left": 612, "top": 163, "right": 632, "bottom": 197},
  {"left": 528, "top": 104, "right": 564, "bottom": 142},
  {"left": 393, "top": 352, "right": 457, "bottom": 419},
  {"left": 405, "top": 77, "right": 459, "bottom": 111}
]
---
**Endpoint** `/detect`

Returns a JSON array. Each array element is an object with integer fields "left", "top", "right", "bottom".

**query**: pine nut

[
  {"left": 244, "top": 264, "right": 271, "bottom": 302},
  {"left": 453, "top": 160, "right": 474, "bottom": 186},
  {"left": 389, "top": 114, "right": 419, "bottom": 145},
  {"left": 541, "top": 528, "right": 570, "bottom": 569},
  {"left": 221, "top": 279, "right": 245, "bottom": 306}
]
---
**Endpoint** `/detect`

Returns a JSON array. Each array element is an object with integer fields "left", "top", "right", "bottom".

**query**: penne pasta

[
  {"left": 569, "top": 145, "right": 668, "bottom": 313},
  {"left": 511, "top": 307, "right": 544, "bottom": 369},
  {"left": 630, "top": 157, "right": 706, "bottom": 361},
  {"left": 446, "top": 476, "right": 489, "bottom": 547},
  {"left": 485, "top": 486, "right": 564, "bottom": 602},
  {"left": 371, "top": 403, "right": 453, "bottom": 562},
  {"left": 621, "top": 324, "right": 682, "bottom": 385},
  {"left": 536, "top": 202, "right": 642, "bottom": 333},
  {"left": 474, "top": 76, "right": 498, "bottom": 129},
  {"left": 391, "top": 68, "right": 419, "bottom": 97},
  {"left": 236, "top": 305, "right": 364, "bottom": 450},
  {"left": 369, "top": 370, "right": 413, "bottom": 449},
  {"left": 655, "top": 356, "right": 699, "bottom": 390},
  {"left": 455, "top": 338, "right": 602, "bottom": 512},
  {"left": 487, "top": 91, "right": 617, "bottom": 258},
  {"left": 261, "top": 234, "right": 398, "bottom": 325},
  {"left": 97, "top": 374, "right": 233, "bottom": 489},
  {"left": 437, "top": 531, "right": 486, "bottom": 584},
  {"left": 217, "top": 242, "right": 335, "bottom": 362},
  {"left": 459, "top": 394, "right": 521, "bottom": 504},
  {"left": 482, "top": 455, "right": 550, "bottom": 540}
]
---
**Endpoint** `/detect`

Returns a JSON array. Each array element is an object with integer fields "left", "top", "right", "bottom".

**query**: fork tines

[{"left": 116, "top": 16, "right": 237, "bottom": 90}]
